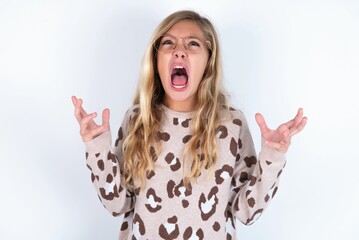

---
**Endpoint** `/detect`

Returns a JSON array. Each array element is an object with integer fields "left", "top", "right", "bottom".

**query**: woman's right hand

[{"left": 71, "top": 96, "right": 110, "bottom": 142}]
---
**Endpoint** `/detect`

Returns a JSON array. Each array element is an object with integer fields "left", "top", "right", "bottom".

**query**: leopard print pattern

[{"left": 84, "top": 105, "right": 286, "bottom": 239}]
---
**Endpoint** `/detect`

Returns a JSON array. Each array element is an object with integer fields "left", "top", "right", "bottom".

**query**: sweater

[{"left": 84, "top": 104, "right": 286, "bottom": 240}]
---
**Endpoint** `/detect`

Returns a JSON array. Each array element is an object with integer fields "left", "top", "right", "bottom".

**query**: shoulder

[
  {"left": 120, "top": 104, "right": 140, "bottom": 131},
  {"left": 126, "top": 104, "right": 140, "bottom": 114},
  {"left": 219, "top": 106, "right": 247, "bottom": 124},
  {"left": 218, "top": 106, "right": 251, "bottom": 137},
  {"left": 124, "top": 104, "right": 140, "bottom": 119}
]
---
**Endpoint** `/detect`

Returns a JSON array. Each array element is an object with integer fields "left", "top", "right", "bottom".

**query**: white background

[{"left": 1, "top": 0, "right": 358, "bottom": 239}]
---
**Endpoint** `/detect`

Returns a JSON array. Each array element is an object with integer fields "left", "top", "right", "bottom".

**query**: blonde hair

[{"left": 122, "top": 10, "right": 229, "bottom": 189}]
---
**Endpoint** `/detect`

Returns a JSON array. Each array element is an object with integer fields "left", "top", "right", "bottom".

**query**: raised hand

[
  {"left": 71, "top": 96, "right": 110, "bottom": 142},
  {"left": 255, "top": 108, "right": 307, "bottom": 153}
]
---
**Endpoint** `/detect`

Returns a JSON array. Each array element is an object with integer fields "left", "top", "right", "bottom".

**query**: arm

[
  {"left": 72, "top": 96, "right": 135, "bottom": 216},
  {"left": 231, "top": 116, "right": 286, "bottom": 225},
  {"left": 232, "top": 109, "right": 307, "bottom": 225},
  {"left": 84, "top": 126, "right": 134, "bottom": 216}
]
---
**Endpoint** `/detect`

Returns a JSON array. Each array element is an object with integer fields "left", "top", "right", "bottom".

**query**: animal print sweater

[{"left": 84, "top": 104, "right": 286, "bottom": 240}]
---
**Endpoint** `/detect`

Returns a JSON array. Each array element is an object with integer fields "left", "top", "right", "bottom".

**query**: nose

[
  {"left": 175, "top": 51, "right": 186, "bottom": 59},
  {"left": 173, "top": 44, "right": 187, "bottom": 59}
]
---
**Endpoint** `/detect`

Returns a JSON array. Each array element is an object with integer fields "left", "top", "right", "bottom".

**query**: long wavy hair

[{"left": 122, "top": 10, "right": 229, "bottom": 190}]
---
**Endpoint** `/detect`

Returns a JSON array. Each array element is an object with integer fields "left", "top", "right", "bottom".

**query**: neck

[{"left": 163, "top": 98, "right": 195, "bottom": 112}]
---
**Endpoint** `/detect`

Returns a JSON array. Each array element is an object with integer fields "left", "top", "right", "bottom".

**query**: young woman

[{"left": 72, "top": 10, "right": 307, "bottom": 240}]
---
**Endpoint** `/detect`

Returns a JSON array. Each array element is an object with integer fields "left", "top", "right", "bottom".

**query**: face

[{"left": 156, "top": 20, "right": 210, "bottom": 112}]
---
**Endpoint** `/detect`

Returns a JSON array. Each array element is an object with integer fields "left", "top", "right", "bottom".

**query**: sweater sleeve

[
  {"left": 231, "top": 114, "right": 286, "bottom": 225},
  {"left": 84, "top": 109, "right": 135, "bottom": 217}
]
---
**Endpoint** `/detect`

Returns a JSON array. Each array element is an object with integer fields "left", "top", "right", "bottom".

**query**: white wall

[{"left": 1, "top": 0, "right": 358, "bottom": 239}]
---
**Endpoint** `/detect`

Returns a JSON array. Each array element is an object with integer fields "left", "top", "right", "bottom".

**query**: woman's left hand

[{"left": 255, "top": 108, "right": 307, "bottom": 153}]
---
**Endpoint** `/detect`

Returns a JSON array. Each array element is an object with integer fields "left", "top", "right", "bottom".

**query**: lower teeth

[{"left": 173, "top": 85, "right": 186, "bottom": 89}]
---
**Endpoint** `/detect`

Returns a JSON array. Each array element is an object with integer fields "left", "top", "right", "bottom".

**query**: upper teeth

[{"left": 174, "top": 66, "right": 184, "bottom": 69}]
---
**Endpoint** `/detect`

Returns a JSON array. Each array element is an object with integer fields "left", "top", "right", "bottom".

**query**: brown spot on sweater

[
  {"left": 244, "top": 156, "right": 257, "bottom": 168},
  {"left": 159, "top": 216, "right": 179, "bottom": 239},
  {"left": 115, "top": 127, "right": 123, "bottom": 147},
  {"left": 233, "top": 119, "right": 242, "bottom": 126},
  {"left": 216, "top": 125, "right": 228, "bottom": 139},
  {"left": 97, "top": 159, "right": 104, "bottom": 171},
  {"left": 230, "top": 138, "right": 237, "bottom": 156}
]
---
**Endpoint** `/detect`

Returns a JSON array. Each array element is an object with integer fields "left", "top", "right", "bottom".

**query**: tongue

[{"left": 171, "top": 75, "right": 187, "bottom": 86}]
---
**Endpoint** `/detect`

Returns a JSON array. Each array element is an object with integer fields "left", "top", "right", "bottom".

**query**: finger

[
  {"left": 75, "top": 98, "right": 85, "bottom": 115},
  {"left": 74, "top": 99, "right": 100, "bottom": 130},
  {"left": 79, "top": 112, "right": 98, "bottom": 135},
  {"left": 290, "top": 116, "right": 308, "bottom": 136},
  {"left": 102, "top": 108, "right": 110, "bottom": 130},
  {"left": 255, "top": 113, "right": 270, "bottom": 134},
  {"left": 283, "top": 108, "right": 303, "bottom": 129},
  {"left": 74, "top": 98, "right": 90, "bottom": 123},
  {"left": 292, "top": 108, "right": 304, "bottom": 127},
  {"left": 74, "top": 98, "right": 84, "bottom": 122},
  {"left": 71, "top": 96, "right": 78, "bottom": 105}
]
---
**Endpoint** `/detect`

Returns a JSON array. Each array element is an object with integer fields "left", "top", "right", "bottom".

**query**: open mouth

[{"left": 171, "top": 66, "right": 188, "bottom": 89}]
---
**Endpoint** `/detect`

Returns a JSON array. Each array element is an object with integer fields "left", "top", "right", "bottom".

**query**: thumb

[{"left": 255, "top": 113, "right": 268, "bottom": 133}]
